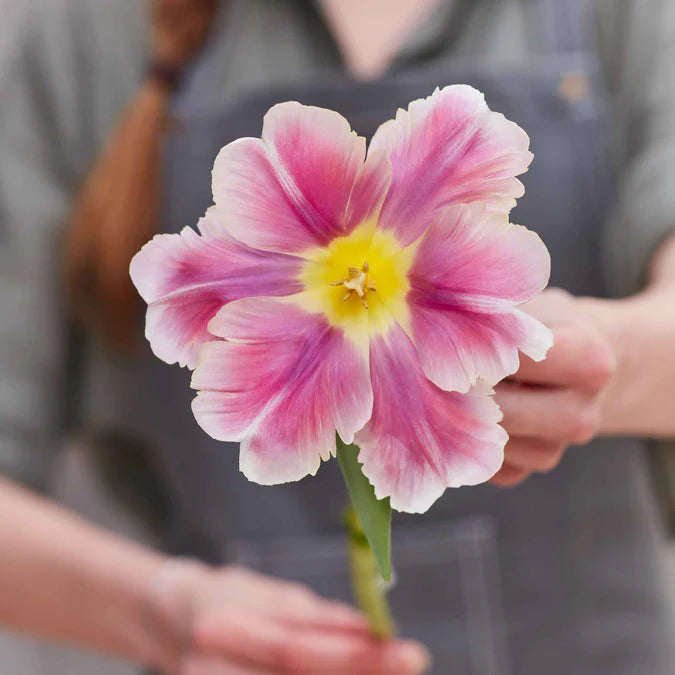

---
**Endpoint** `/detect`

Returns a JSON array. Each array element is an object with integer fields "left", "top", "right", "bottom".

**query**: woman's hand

[
  {"left": 492, "top": 236, "right": 675, "bottom": 486},
  {"left": 148, "top": 560, "right": 430, "bottom": 674},
  {"left": 491, "top": 289, "right": 617, "bottom": 487},
  {"left": 151, "top": 0, "right": 220, "bottom": 68}
]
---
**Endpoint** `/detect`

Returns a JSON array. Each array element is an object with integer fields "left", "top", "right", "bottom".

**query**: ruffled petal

[
  {"left": 212, "top": 102, "right": 391, "bottom": 254},
  {"left": 407, "top": 205, "right": 552, "bottom": 392},
  {"left": 354, "top": 325, "right": 507, "bottom": 513},
  {"left": 191, "top": 297, "right": 372, "bottom": 485},
  {"left": 130, "top": 208, "right": 302, "bottom": 369},
  {"left": 370, "top": 85, "right": 532, "bottom": 244}
]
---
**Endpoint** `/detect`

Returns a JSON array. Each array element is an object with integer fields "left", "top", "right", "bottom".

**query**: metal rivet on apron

[{"left": 558, "top": 72, "right": 589, "bottom": 104}]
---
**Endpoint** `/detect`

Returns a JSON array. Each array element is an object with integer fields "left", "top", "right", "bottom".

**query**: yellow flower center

[{"left": 296, "top": 222, "right": 418, "bottom": 347}]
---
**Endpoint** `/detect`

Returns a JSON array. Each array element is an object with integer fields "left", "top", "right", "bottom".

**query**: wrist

[
  {"left": 576, "top": 294, "right": 637, "bottom": 369},
  {"left": 143, "top": 558, "right": 213, "bottom": 671},
  {"left": 576, "top": 292, "right": 657, "bottom": 435}
]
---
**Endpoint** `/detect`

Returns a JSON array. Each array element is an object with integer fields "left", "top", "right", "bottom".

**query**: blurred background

[{"left": 2, "top": 0, "right": 675, "bottom": 673}]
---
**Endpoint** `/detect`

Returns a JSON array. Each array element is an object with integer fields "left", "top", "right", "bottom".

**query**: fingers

[
  {"left": 502, "top": 437, "right": 566, "bottom": 473},
  {"left": 193, "top": 610, "right": 430, "bottom": 674},
  {"left": 192, "top": 610, "right": 292, "bottom": 670},
  {"left": 266, "top": 633, "right": 429, "bottom": 674},
  {"left": 285, "top": 596, "right": 370, "bottom": 633},
  {"left": 220, "top": 568, "right": 369, "bottom": 633},
  {"left": 494, "top": 382, "right": 601, "bottom": 445},
  {"left": 268, "top": 587, "right": 370, "bottom": 634},
  {"left": 182, "top": 655, "right": 272, "bottom": 675},
  {"left": 490, "top": 462, "right": 530, "bottom": 487},
  {"left": 491, "top": 288, "right": 616, "bottom": 488},
  {"left": 189, "top": 568, "right": 429, "bottom": 673},
  {"left": 517, "top": 287, "right": 573, "bottom": 320},
  {"left": 490, "top": 437, "right": 566, "bottom": 487},
  {"left": 510, "top": 321, "right": 615, "bottom": 389}
]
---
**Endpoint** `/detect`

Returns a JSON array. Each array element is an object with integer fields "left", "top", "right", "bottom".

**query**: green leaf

[{"left": 336, "top": 433, "right": 392, "bottom": 582}]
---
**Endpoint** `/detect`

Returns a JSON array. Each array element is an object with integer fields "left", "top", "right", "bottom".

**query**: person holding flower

[{"left": 1, "top": 0, "right": 675, "bottom": 673}]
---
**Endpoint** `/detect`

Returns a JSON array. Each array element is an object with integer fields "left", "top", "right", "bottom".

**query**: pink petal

[
  {"left": 211, "top": 102, "right": 391, "bottom": 255},
  {"left": 191, "top": 297, "right": 372, "bottom": 485},
  {"left": 407, "top": 205, "right": 552, "bottom": 392},
  {"left": 370, "top": 85, "right": 533, "bottom": 244},
  {"left": 129, "top": 208, "right": 302, "bottom": 369},
  {"left": 354, "top": 325, "right": 507, "bottom": 513}
]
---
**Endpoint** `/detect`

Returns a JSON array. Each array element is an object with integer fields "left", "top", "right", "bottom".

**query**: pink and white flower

[{"left": 130, "top": 85, "right": 551, "bottom": 513}]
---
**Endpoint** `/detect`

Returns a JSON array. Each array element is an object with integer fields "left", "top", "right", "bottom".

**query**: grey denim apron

[{"left": 139, "top": 0, "right": 675, "bottom": 672}]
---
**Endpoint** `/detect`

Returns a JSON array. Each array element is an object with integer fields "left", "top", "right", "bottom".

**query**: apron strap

[{"left": 524, "top": 0, "right": 596, "bottom": 57}]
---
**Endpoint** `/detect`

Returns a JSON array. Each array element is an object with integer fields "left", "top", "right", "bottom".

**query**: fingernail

[{"left": 394, "top": 642, "right": 432, "bottom": 673}]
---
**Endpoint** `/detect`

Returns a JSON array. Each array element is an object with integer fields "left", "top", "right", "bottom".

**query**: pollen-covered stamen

[{"left": 330, "top": 262, "right": 376, "bottom": 309}]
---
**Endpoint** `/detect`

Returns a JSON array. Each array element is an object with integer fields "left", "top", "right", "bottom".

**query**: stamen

[{"left": 331, "top": 262, "right": 375, "bottom": 309}]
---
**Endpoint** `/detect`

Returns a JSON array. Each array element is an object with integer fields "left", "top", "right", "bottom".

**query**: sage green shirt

[{"left": 1, "top": 0, "right": 674, "bottom": 486}]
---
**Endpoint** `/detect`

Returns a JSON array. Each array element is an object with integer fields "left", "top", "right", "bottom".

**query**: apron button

[{"left": 558, "top": 72, "right": 589, "bottom": 104}]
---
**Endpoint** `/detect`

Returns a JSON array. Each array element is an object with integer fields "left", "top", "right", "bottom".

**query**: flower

[{"left": 130, "top": 85, "right": 552, "bottom": 513}]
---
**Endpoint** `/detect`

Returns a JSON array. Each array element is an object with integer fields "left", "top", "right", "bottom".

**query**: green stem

[{"left": 344, "top": 506, "right": 395, "bottom": 639}]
